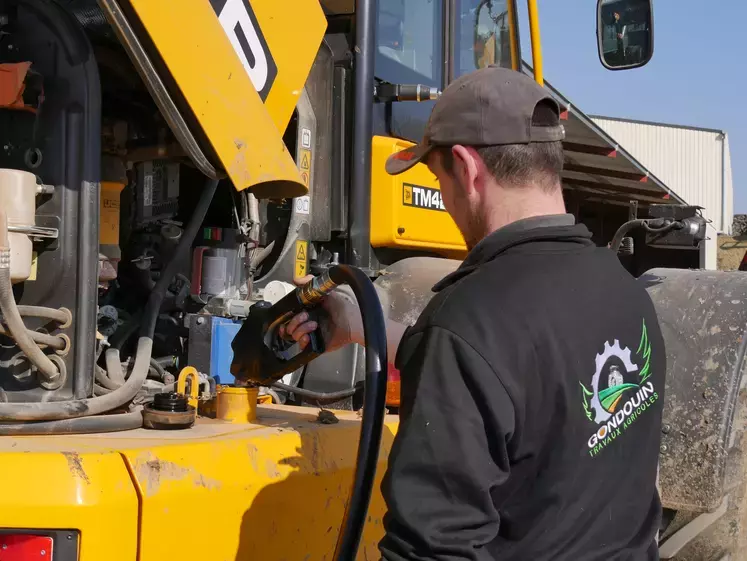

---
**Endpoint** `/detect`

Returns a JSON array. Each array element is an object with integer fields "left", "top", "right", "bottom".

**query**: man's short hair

[{"left": 436, "top": 99, "right": 564, "bottom": 192}]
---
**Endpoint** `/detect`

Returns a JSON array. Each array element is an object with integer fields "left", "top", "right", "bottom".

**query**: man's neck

[{"left": 482, "top": 186, "right": 567, "bottom": 236}]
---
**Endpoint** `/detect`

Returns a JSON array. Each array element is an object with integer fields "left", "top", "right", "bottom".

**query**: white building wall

[{"left": 591, "top": 117, "right": 734, "bottom": 270}]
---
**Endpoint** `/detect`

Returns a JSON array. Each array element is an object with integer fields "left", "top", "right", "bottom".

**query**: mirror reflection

[{"left": 598, "top": 0, "right": 654, "bottom": 69}]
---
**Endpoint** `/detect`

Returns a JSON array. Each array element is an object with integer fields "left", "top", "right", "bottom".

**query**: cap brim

[{"left": 385, "top": 143, "right": 434, "bottom": 176}]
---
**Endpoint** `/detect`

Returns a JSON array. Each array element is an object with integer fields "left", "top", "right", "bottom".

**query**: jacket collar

[{"left": 433, "top": 214, "right": 592, "bottom": 292}]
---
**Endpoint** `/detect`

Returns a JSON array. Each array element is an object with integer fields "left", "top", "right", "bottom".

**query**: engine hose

[
  {"left": 0, "top": 409, "right": 143, "bottom": 435},
  {"left": 0, "top": 323, "right": 66, "bottom": 350},
  {"left": 0, "top": 214, "right": 60, "bottom": 384},
  {"left": 17, "top": 305, "right": 71, "bottom": 326},
  {"left": 272, "top": 381, "right": 356, "bottom": 402},
  {"left": 0, "top": 178, "right": 219, "bottom": 423},
  {"left": 323, "top": 265, "right": 388, "bottom": 561}
]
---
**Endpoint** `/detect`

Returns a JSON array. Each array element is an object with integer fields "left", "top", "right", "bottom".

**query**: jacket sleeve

[{"left": 379, "top": 326, "right": 516, "bottom": 561}]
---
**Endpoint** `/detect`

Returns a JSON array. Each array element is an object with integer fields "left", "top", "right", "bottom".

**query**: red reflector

[
  {"left": 0, "top": 535, "right": 53, "bottom": 560},
  {"left": 386, "top": 364, "right": 401, "bottom": 407}
]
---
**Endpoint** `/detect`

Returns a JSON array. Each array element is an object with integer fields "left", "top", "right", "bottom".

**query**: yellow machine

[{"left": 2, "top": 1, "right": 745, "bottom": 560}]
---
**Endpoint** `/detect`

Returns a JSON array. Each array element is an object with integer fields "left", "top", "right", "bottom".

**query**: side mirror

[{"left": 597, "top": 0, "right": 654, "bottom": 70}]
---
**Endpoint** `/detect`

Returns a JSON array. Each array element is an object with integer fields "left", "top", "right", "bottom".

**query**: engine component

[
  {"left": 186, "top": 315, "right": 243, "bottom": 385},
  {"left": 190, "top": 228, "right": 246, "bottom": 305},
  {"left": 216, "top": 385, "right": 259, "bottom": 423},
  {"left": 135, "top": 160, "right": 180, "bottom": 225},
  {"left": 142, "top": 391, "right": 195, "bottom": 430},
  {"left": 0, "top": 169, "right": 38, "bottom": 282}
]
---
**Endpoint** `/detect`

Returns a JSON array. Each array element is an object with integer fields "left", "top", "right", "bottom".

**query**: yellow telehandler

[{"left": 0, "top": 0, "right": 741, "bottom": 559}]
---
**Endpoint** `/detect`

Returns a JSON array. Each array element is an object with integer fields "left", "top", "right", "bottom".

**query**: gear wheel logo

[{"left": 581, "top": 339, "right": 640, "bottom": 424}]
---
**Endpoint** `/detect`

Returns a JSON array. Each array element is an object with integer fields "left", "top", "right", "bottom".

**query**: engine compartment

[{"left": 0, "top": 0, "right": 313, "bottom": 409}]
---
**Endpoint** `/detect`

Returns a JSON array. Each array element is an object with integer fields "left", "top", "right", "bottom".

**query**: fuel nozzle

[{"left": 229, "top": 272, "right": 341, "bottom": 386}]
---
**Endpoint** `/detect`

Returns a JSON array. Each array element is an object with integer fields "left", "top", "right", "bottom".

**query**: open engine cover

[{"left": 643, "top": 268, "right": 747, "bottom": 512}]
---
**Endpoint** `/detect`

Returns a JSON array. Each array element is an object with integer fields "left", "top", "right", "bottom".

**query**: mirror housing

[{"left": 597, "top": 0, "right": 654, "bottom": 70}]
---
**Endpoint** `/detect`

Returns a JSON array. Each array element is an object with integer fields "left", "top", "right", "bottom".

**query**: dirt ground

[{"left": 718, "top": 234, "right": 747, "bottom": 270}]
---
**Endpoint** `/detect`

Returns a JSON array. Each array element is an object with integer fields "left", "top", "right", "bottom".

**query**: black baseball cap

[{"left": 385, "top": 65, "right": 566, "bottom": 175}]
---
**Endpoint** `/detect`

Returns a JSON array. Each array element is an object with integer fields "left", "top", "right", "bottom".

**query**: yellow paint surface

[
  {"left": 125, "top": 0, "right": 325, "bottom": 198},
  {"left": 0, "top": 406, "right": 400, "bottom": 561},
  {"left": 370, "top": 136, "right": 468, "bottom": 257}
]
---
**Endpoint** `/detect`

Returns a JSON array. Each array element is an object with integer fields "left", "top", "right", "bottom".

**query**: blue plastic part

[{"left": 210, "top": 317, "right": 243, "bottom": 385}]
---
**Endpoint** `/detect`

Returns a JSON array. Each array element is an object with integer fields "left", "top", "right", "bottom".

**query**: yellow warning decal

[
  {"left": 28, "top": 252, "right": 37, "bottom": 281},
  {"left": 299, "top": 149, "right": 311, "bottom": 171},
  {"left": 294, "top": 240, "right": 308, "bottom": 279}
]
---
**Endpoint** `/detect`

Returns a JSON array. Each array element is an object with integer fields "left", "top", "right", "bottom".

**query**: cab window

[
  {"left": 374, "top": 0, "right": 443, "bottom": 142},
  {"left": 455, "top": 0, "right": 513, "bottom": 77}
]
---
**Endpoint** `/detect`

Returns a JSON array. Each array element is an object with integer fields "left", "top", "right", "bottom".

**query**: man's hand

[{"left": 279, "top": 274, "right": 364, "bottom": 352}]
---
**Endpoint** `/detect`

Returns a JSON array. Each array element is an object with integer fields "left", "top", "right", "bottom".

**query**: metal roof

[{"left": 521, "top": 64, "right": 687, "bottom": 207}]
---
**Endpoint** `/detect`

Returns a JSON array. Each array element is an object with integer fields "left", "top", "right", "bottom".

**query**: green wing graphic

[
  {"left": 637, "top": 319, "right": 652, "bottom": 383},
  {"left": 580, "top": 381, "right": 593, "bottom": 421}
]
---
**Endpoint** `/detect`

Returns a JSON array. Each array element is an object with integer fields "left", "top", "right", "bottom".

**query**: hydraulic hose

[
  {"left": 610, "top": 218, "right": 677, "bottom": 253},
  {"left": 17, "top": 305, "right": 72, "bottom": 326},
  {"left": 272, "top": 381, "right": 357, "bottom": 402},
  {"left": 0, "top": 211, "right": 61, "bottom": 384},
  {"left": 0, "top": 408, "right": 143, "bottom": 435},
  {"left": 0, "top": 323, "right": 66, "bottom": 350},
  {"left": 0, "top": 178, "right": 219, "bottom": 422},
  {"left": 323, "top": 266, "right": 388, "bottom": 561}
]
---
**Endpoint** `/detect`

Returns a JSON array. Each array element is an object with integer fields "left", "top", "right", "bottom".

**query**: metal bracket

[
  {"left": 658, "top": 496, "right": 729, "bottom": 559},
  {"left": 7, "top": 225, "right": 58, "bottom": 239}
]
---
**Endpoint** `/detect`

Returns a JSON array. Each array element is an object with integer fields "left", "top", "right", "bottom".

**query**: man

[{"left": 284, "top": 66, "right": 666, "bottom": 560}]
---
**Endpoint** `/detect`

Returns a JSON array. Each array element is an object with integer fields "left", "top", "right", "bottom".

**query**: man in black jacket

[{"left": 283, "top": 66, "right": 666, "bottom": 560}]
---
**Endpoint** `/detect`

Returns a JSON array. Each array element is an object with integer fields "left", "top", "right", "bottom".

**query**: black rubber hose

[
  {"left": 0, "top": 409, "right": 143, "bottom": 435},
  {"left": 143, "top": 180, "right": 219, "bottom": 338},
  {"left": 272, "top": 381, "right": 356, "bottom": 402},
  {"left": 326, "top": 265, "right": 388, "bottom": 561},
  {"left": 610, "top": 219, "right": 676, "bottom": 253},
  {"left": 610, "top": 219, "right": 647, "bottom": 253}
]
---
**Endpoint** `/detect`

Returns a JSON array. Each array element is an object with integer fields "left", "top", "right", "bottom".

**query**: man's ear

[{"left": 451, "top": 145, "right": 480, "bottom": 195}]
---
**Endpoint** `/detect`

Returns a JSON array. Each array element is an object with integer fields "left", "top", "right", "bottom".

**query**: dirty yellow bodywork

[
  {"left": 119, "top": 0, "right": 327, "bottom": 198},
  {"left": 370, "top": 136, "right": 468, "bottom": 257},
  {"left": 0, "top": 406, "right": 399, "bottom": 560}
]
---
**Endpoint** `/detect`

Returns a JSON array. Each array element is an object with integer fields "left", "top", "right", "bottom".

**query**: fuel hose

[{"left": 286, "top": 265, "right": 389, "bottom": 561}]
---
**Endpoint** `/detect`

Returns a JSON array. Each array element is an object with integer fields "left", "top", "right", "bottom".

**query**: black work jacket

[{"left": 379, "top": 215, "right": 666, "bottom": 561}]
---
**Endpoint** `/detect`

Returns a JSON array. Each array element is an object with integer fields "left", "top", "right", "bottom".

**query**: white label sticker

[
  {"left": 301, "top": 128, "right": 312, "bottom": 149},
  {"left": 295, "top": 196, "right": 310, "bottom": 215},
  {"left": 143, "top": 174, "right": 153, "bottom": 207}
]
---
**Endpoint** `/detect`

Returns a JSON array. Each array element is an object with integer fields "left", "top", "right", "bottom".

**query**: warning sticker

[
  {"left": 300, "top": 171, "right": 309, "bottom": 187},
  {"left": 295, "top": 196, "right": 310, "bottom": 215},
  {"left": 300, "top": 149, "right": 311, "bottom": 171},
  {"left": 28, "top": 252, "right": 37, "bottom": 282},
  {"left": 295, "top": 240, "right": 308, "bottom": 279},
  {"left": 301, "top": 128, "right": 312, "bottom": 149}
]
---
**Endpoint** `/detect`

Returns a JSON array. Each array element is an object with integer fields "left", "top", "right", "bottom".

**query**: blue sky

[{"left": 514, "top": 1, "right": 745, "bottom": 212}]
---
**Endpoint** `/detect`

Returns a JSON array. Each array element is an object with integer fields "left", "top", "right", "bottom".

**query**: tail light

[
  {"left": 0, "top": 530, "right": 78, "bottom": 561},
  {"left": 386, "top": 363, "right": 400, "bottom": 408},
  {"left": 0, "top": 535, "right": 53, "bottom": 560}
]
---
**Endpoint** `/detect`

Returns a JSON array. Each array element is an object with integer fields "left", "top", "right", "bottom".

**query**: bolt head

[
  {"left": 662, "top": 424, "right": 671, "bottom": 434},
  {"left": 660, "top": 444, "right": 668, "bottom": 453},
  {"left": 196, "top": 317, "right": 205, "bottom": 325}
]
